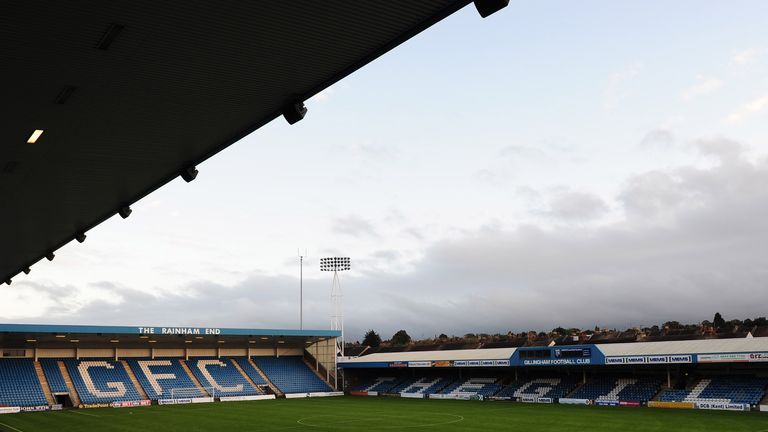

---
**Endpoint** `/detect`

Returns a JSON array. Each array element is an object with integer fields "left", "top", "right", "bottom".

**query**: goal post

[{"left": 170, "top": 386, "right": 215, "bottom": 399}]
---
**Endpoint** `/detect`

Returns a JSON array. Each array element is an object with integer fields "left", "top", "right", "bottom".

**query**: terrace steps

[
  {"left": 33, "top": 361, "right": 55, "bottom": 405},
  {"left": 57, "top": 361, "right": 81, "bottom": 407},
  {"left": 229, "top": 358, "right": 263, "bottom": 394},
  {"left": 179, "top": 360, "right": 210, "bottom": 397},
  {"left": 122, "top": 360, "right": 150, "bottom": 400},
  {"left": 248, "top": 357, "right": 282, "bottom": 396}
]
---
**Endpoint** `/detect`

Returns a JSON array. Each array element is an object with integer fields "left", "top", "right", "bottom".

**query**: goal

[{"left": 170, "top": 386, "right": 215, "bottom": 399}]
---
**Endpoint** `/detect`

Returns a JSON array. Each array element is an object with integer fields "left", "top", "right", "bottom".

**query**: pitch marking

[
  {"left": 296, "top": 413, "right": 464, "bottom": 429},
  {"left": 70, "top": 410, "right": 99, "bottom": 417},
  {"left": 0, "top": 422, "right": 24, "bottom": 432}
]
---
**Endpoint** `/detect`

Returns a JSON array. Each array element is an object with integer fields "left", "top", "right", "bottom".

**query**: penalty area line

[{"left": 0, "top": 421, "right": 24, "bottom": 432}]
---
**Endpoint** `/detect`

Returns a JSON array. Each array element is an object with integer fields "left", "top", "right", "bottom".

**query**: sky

[{"left": 3, "top": 1, "right": 768, "bottom": 342}]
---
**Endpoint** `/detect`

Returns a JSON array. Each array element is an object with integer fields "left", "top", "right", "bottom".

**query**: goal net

[{"left": 170, "top": 386, "right": 215, "bottom": 399}]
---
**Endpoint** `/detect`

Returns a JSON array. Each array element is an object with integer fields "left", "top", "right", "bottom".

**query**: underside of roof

[{"left": 1, "top": 0, "right": 507, "bottom": 283}]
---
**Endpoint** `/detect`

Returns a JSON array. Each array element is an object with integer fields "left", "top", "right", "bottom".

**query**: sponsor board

[
  {"left": 389, "top": 362, "right": 408, "bottom": 368},
  {"left": 619, "top": 401, "right": 641, "bottom": 407},
  {"left": 219, "top": 395, "right": 276, "bottom": 402},
  {"left": 158, "top": 398, "right": 192, "bottom": 405},
  {"left": 695, "top": 402, "right": 749, "bottom": 411},
  {"left": 51, "top": 405, "right": 63, "bottom": 411},
  {"left": 760, "top": 405, "right": 768, "bottom": 412},
  {"left": 605, "top": 355, "right": 692, "bottom": 365},
  {"left": 308, "top": 392, "right": 344, "bottom": 398},
  {"left": 647, "top": 401, "right": 695, "bottom": 409},
  {"left": 595, "top": 400, "right": 620, "bottom": 407},
  {"left": 559, "top": 398, "right": 592, "bottom": 405},
  {"left": 698, "top": 352, "right": 768, "bottom": 363},
  {"left": 0, "top": 407, "right": 21, "bottom": 415},
  {"left": 434, "top": 361, "right": 452, "bottom": 368},
  {"left": 428, "top": 394, "right": 481, "bottom": 401},
  {"left": 112, "top": 400, "right": 151, "bottom": 408},
  {"left": 20, "top": 405, "right": 50, "bottom": 412},
  {"left": 192, "top": 397, "right": 213, "bottom": 404},
  {"left": 521, "top": 396, "right": 552, "bottom": 404},
  {"left": 350, "top": 391, "right": 368, "bottom": 396},
  {"left": 408, "top": 361, "right": 432, "bottom": 368},
  {"left": 368, "top": 391, "right": 378, "bottom": 396},
  {"left": 285, "top": 393, "right": 309, "bottom": 399},
  {"left": 81, "top": 403, "right": 110, "bottom": 409},
  {"left": 400, "top": 392, "right": 425, "bottom": 399},
  {"left": 522, "top": 359, "right": 591, "bottom": 366}
]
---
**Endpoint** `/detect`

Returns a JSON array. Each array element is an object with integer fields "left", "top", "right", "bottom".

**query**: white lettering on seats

[
  {"left": 78, "top": 361, "right": 127, "bottom": 398},
  {"left": 197, "top": 360, "right": 243, "bottom": 393},
  {"left": 138, "top": 360, "right": 177, "bottom": 395}
]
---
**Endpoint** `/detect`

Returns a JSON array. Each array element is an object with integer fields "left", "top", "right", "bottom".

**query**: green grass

[{"left": 1, "top": 397, "right": 766, "bottom": 432}]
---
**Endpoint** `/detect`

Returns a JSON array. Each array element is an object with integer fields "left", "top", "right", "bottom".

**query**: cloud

[
  {"left": 604, "top": 63, "right": 642, "bottom": 111},
  {"left": 536, "top": 188, "right": 608, "bottom": 222},
  {"left": 6, "top": 139, "right": 768, "bottom": 340},
  {"left": 331, "top": 215, "right": 378, "bottom": 238},
  {"left": 726, "top": 95, "right": 768, "bottom": 123},
  {"left": 732, "top": 48, "right": 765, "bottom": 66},
  {"left": 639, "top": 129, "right": 675, "bottom": 149},
  {"left": 681, "top": 76, "right": 722, "bottom": 100}
]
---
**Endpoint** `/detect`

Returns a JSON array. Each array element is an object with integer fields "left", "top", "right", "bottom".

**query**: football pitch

[{"left": 1, "top": 397, "right": 767, "bottom": 432}]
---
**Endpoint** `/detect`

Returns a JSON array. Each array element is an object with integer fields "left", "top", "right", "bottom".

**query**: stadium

[{"left": 2, "top": 1, "right": 768, "bottom": 431}]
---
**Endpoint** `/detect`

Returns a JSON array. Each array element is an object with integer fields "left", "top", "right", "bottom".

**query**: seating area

[
  {"left": 39, "top": 359, "right": 69, "bottom": 394},
  {"left": 440, "top": 377, "right": 502, "bottom": 397},
  {"left": 0, "top": 358, "right": 49, "bottom": 407},
  {"left": 126, "top": 358, "right": 205, "bottom": 400},
  {"left": 569, "top": 376, "right": 661, "bottom": 402},
  {"left": 251, "top": 356, "right": 331, "bottom": 394},
  {"left": 658, "top": 376, "right": 768, "bottom": 405},
  {"left": 63, "top": 359, "right": 143, "bottom": 404},
  {"left": 186, "top": 358, "right": 261, "bottom": 396},
  {"left": 390, "top": 376, "right": 456, "bottom": 395},
  {"left": 230, "top": 357, "right": 268, "bottom": 386},
  {"left": 352, "top": 376, "right": 402, "bottom": 393},
  {"left": 496, "top": 377, "right": 579, "bottom": 399}
]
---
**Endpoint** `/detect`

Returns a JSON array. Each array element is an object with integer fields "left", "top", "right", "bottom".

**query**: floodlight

[
  {"left": 4, "top": 279, "right": 10, "bottom": 286},
  {"left": 283, "top": 101, "right": 307, "bottom": 125},
  {"left": 181, "top": 166, "right": 198, "bottom": 183},
  {"left": 22, "top": 267, "right": 30, "bottom": 275},
  {"left": 119, "top": 206, "right": 132, "bottom": 219},
  {"left": 75, "top": 232, "right": 86, "bottom": 243},
  {"left": 474, "top": 0, "right": 509, "bottom": 18},
  {"left": 46, "top": 252, "right": 55, "bottom": 261}
]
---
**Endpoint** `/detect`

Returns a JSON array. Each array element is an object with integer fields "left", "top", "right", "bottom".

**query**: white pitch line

[
  {"left": 70, "top": 410, "right": 99, "bottom": 417},
  {"left": 0, "top": 421, "right": 24, "bottom": 432}
]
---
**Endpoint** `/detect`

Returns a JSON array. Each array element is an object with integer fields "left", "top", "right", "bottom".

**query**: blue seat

[
  {"left": 251, "top": 356, "right": 331, "bottom": 394},
  {"left": 0, "top": 358, "right": 49, "bottom": 407},
  {"left": 63, "top": 359, "right": 142, "bottom": 404}
]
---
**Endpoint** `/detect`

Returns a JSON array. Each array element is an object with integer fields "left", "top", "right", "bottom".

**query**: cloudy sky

[{"left": 3, "top": 1, "right": 768, "bottom": 341}]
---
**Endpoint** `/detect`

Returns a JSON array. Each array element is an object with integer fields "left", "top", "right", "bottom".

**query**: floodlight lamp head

[
  {"left": 75, "top": 232, "right": 87, "bottom": 243},
  {"left": 46, "top": 252, "right": 55, "bottom": 261},
  {"left": 319, "top": 257, "right": 351, "bottom": 272},
  {"left": 181, "top": 166, "right": 198, "bottom": 183}
]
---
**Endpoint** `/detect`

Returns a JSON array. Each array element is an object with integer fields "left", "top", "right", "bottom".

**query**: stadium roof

[
  {"left": 341, "top": 347, "right": 516, "bottom": 364},
  {"left": 596, "top": 337, "right": 768, "bottom": 357},
  {"left": 0, "top": 1, "right": 508, "bottom": 284},
  {"left": 0, "top": 323, "right": 340, "bottom": 349}
]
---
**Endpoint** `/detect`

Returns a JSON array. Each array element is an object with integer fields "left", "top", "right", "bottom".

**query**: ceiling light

[
  {"left": 260, "top": 337, "right": 269, "bottom": 340},
  {"left": 27, "top": 130, "right": 44, "bottom": 144},
  {"left": 110, "top": 340, "right": 119, "bottom": 343},
  {"left": 278, "top": 340, "right": 285, "bottom": 344},
  {"left": 70, "top": 339, "right": 79, "bottom": 343},
  {"left": 218, "top": 340, "right": 225, "bottom": 344},
  {"left": 185, "top": 340, "right": 192, "bottom": 344},
  {"left": 195, "top": 336, "right": 204, "bottom": 339},
  {"left": 148, "top": 340, "right": 157, "bottom": 343},
  {"left": 248, "top": 341, "right": 256, "bottom": 344},
  {"left": 139, "top": 335, "right": 149, "bottom": 339},
  {"left": 26, "top": 339, "right": 37, "bottom": 343},
  {"left": 55, "top": 335, "right": 66, "bottom": 338}
]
